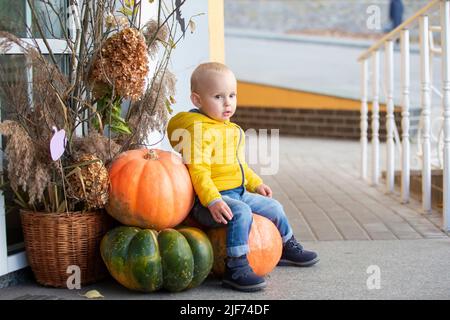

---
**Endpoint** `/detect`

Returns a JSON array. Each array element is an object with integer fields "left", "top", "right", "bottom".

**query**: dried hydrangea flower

[
  {"left": 66, "top": 153, "right": 109, "bottom": 209},
  {"left": 89, "top": 27, "right": 149, "bottom": 100}
]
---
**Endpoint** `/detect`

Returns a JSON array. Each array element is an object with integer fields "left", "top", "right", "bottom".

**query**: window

[{"left": 0, "top": 0, "right": 69, "bottom": 276}]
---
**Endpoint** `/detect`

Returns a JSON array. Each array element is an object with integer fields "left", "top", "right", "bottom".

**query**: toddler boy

[{"left": 167, "top": 62, "right": 319, "bottom": 292}]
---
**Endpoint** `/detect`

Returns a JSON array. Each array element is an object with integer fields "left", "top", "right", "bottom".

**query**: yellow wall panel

[
  {"left": 237, "top": 81, "right": 393, "bottom": 112},
  {"left": 208, "top": 0, "right": 225, "bottom": 63}
]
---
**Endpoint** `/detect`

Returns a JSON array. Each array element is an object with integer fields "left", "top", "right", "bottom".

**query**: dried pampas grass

[
  {"left": 142, "top": 20, "right": 170, "bottom": 57},
  {"left": 125, "top": 69, "right": 176, "bottom": 145},
  {"left": 0, "top": 41, "right": 69, "bottom": 151},
  {"left": 0, "top": 120, "right": 51, "bottom": 205}
]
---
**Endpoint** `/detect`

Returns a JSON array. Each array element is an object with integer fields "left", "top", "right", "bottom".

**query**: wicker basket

[{"left": 20, "top": 210, "right": 114, "bottom": 288}]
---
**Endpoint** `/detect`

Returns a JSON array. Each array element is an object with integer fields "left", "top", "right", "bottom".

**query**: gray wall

[{"left": 225, "top": 0, "right": 433, "bottom": 35}]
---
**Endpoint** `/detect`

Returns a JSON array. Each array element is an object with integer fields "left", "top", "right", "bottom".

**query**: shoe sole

[
  {"left": 222, "top": 280, "right": 267, "bottom": 292},
  {"left": 277, "top": 257, "right": 320, "bottom": 267}
]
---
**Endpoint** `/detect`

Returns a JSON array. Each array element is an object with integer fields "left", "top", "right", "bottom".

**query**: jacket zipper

[{"left": 235, "top": 125, "right": 245, "bottom": 189}]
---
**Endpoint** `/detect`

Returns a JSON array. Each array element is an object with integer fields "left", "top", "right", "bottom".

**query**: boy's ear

[{"left": 190, "top": 92, "right": 201, "bottom": 108}]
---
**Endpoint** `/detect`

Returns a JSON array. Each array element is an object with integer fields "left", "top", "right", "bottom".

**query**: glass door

[{"left": 0, "top": 0, "right": 69, "bottom": 276}]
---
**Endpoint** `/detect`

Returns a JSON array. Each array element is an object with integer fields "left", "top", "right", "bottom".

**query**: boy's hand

[
  {"left": 208, "top": 200, "right": 233, "bottom": 224},
  {"left": 255, "top": 184, "right": 273, "bottom": 198}
]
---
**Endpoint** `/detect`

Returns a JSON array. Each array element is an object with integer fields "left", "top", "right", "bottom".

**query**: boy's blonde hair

[{"left": 190, "top": 62, "right": 231, "bottom": 93}]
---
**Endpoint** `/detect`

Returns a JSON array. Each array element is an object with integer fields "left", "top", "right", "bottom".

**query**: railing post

[
  {"left": 441, "top": 0, "right": 450, "bottom": 231},
  {"left": 371, "top": 51, "right": 380, "bottom": 186},
  {"left": 420, "top": 15, "right": 432, "bottom": 212},
  {"left": 385, "top": 40, "right": 395, "bottom": 193},
  {"left": 361, "top": 59, "right": 369, "bottom": 180},
  {"left": 0, "top": 110, "right": 6, "bottom": 276},
  {"left": 401, "top": 29, "right": 411, "bottom": 203}
]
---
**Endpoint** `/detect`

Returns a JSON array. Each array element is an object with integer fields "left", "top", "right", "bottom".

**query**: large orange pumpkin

[
  {"left": 106, "top": 149, "right": 194, "bottom": 230},
  {"left": 207, "top": 214, "right": 282, "bottom": 277}
]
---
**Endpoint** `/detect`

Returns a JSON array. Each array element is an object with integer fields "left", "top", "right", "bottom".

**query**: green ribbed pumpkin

[{"left": 100, "top": 226, "right": 213, "bottom": 292}]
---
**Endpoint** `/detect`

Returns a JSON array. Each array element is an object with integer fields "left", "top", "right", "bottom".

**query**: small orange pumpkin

[
  {"left": 106, "top": 149, "right": 194, "bottom": 230},
  {"left": 181, "top": 215, "right": 207, "bottom": 231},
  {"left": 207, "top": 214, "right": 282, "bottom": 277}
]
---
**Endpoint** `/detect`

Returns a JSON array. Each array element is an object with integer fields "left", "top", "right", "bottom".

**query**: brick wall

[{"left": 233, "top": 106, "right": 420, "bottom": 141}]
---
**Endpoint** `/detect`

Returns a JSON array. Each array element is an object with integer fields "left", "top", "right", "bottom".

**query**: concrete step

[{"left": 382, "top": 169, "right": 443, "bottom": 212}]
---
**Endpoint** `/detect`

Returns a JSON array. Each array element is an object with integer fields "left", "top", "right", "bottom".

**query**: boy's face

[{"left": 191, "top": 70, "right": 237, "bottom": 122}]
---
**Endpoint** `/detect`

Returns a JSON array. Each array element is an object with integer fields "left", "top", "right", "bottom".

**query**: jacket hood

[{"left": 167, "top": 108, "right": 230, "bottom": 134}]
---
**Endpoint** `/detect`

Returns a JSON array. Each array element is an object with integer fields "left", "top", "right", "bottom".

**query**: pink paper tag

[{"left": 50, "top": 126, "right": 67, "bottom": 161}]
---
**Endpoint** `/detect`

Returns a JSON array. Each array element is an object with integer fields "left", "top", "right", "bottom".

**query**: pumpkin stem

[{"left": 145, "top": 149, "right": 159, "bottom": 160}]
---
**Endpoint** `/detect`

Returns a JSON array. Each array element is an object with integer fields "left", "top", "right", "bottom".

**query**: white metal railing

[{"left": 359, "top": 0, "right": 450, "bottom": 232}]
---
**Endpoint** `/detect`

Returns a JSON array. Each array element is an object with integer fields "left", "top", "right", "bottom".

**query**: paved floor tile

[{"left": 258, "top": 137, "right": 448, "bottom": 241}]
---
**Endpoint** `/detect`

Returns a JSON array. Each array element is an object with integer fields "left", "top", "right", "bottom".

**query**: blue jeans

[{"left": 191, "top": 186, "right": 293, "bottom": 257}]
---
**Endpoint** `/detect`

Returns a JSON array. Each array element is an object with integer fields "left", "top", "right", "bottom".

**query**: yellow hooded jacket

[{"left": 167, "top": 109, "right": 263, "bottom": 207}]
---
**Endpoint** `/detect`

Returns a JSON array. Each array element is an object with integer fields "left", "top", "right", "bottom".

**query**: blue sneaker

[
  {"left": 277, "top": 236, "right": 319, "bottom": 267},
  {"left": 222, "top": 255, "right": 266, "bottom": 292}
]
